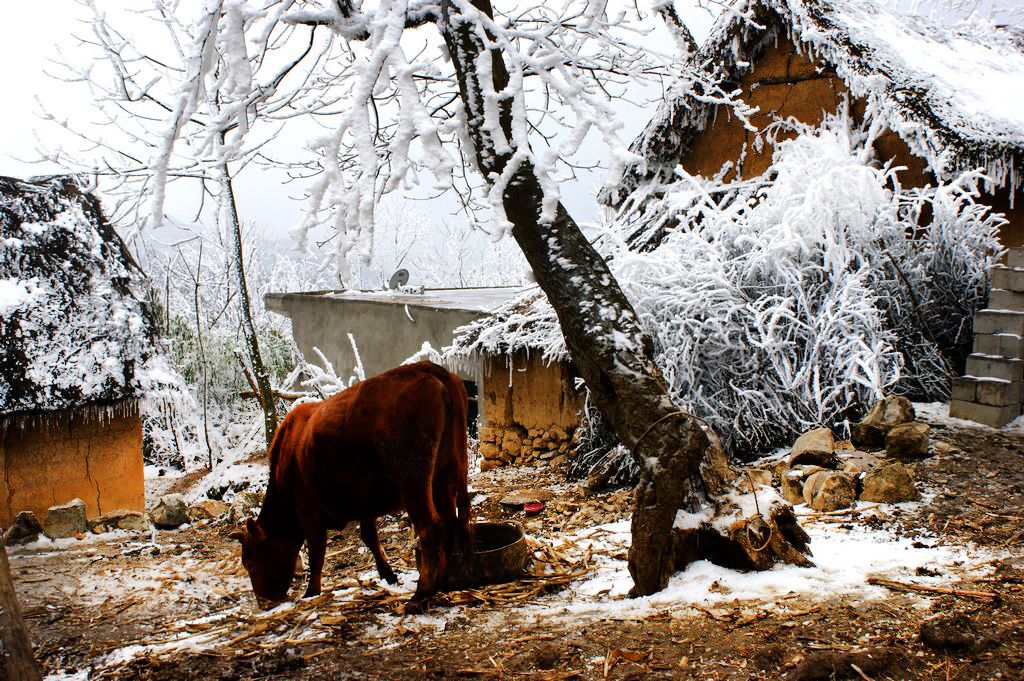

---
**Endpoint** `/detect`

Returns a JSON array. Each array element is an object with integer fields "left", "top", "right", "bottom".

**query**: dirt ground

[{"left": 10, "top": 405, "right": 1024, "bottom": 681}]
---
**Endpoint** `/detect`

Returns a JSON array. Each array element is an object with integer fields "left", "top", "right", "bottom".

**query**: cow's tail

[{"left": 436, "top": 365, "right": 473, "bottom": 554}]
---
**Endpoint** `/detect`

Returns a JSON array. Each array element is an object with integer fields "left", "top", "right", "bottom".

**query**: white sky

[
  {"left": 0, "top": 1, "right": 723, "bottom": 244},
  {"left": 7, "top": 1, "right": 1014, "bottom": 252}
]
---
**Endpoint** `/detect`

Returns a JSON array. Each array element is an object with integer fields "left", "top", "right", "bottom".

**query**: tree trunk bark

[
  {"left": 220, "top": 165, "right": 279, "bottom": 447},
  {"left": 437, "top": 0, "right": 810, "bottom": 594},
  {"left": 0, "top": 544, "right": 42, "bottom": 681}
]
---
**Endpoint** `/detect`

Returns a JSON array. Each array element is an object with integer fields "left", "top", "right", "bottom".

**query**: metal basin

[{"left": 446, "top": 522, "right": 529, "bottom": 589}]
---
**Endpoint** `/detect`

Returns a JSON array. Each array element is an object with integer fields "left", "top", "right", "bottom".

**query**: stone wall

[
  {"left": 683, "top": 40, "right": 1024, "bottom": 246},
  {"left": 0, "top": 407, "right": 145, "bottom": 526},
  {"left": 477, "top": 352, "right": 584, "bottom": 469}
]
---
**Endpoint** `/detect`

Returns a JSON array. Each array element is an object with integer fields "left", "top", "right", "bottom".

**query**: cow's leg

[
  {"left": 405, "top": 497, "right": 447, "bottom": 614},
  {"left": 431, "top": 476, "right": 460, "bottom": 589},
  {"left": 303, "top": 525, "right": 328, "bottom": 598},
  {"left": 359, "top": 518, "right": 398, "bottom": 585}
]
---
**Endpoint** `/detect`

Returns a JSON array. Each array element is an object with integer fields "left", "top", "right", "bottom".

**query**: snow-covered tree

[
  {"left": 118, "top": 0, "right": 810, "bottom": 596},
  {"left": 42, "top": 0, "right": 345, "bottom": 447}
]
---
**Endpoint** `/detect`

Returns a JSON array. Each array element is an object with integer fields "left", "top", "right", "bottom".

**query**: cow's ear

[
  {"left": 245, "top": 517, "right": 265, "bottom": 540},
  {"left": 228, "top": 528, "right": 246, "bottom": 542}
]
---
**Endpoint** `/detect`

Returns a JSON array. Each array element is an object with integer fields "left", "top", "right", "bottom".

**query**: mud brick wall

[
  {"left": 477, "top": 352, "right": 584, "bottom": 470},
  {"left": 0, "top": 408, "right": 145, "bottom": 525},
  {"left": 683, "top": 40, "right": 1024, "bottom": 246}
]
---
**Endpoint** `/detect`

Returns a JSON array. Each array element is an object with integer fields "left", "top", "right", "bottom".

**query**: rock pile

[
  {"left": 755, "top": 396, "right": 936, "bottom": 512},
  {"left": 478, "top": 425, "right": 576, "bottom": 471},
  {"left": 1, "top": 493, "right": 240, "bottom": 547}
]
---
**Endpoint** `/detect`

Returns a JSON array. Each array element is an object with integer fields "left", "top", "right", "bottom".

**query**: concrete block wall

[{"left": 950, "top": 248, "right": 1024, "bottom": 427}]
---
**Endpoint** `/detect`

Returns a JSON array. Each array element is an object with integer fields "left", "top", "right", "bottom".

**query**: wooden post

[{"left": 0, "top": 543, "right": 42, "bottom": 681}]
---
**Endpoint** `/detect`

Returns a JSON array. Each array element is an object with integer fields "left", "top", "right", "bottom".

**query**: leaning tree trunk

[
  {"left": 0, "top": 544, "right": 42, "bottom": 681},
  {"left": 438, "top": 0, "right": 811, "bottom": 594},
  {"left": 220, "top": 162, "right": 279, "bottom": 447}
]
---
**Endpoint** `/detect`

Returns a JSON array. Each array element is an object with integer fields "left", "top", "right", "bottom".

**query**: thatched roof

[
  {"left": 604, "top": 0, "right": 1024, "bottom": 206},
  {"left": 445, "top": 289, "right": 568, "bottom": 365},
  {"left": 0, "top": 176, "right": 164, "bottom": 419}
]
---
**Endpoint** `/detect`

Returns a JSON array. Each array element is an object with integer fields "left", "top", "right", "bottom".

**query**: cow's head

[{"left": 231, "top": 517, "right": 294, "bottom": 608}]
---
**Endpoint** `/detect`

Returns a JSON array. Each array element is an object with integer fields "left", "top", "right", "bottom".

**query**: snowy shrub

[
  {"left": 612, "top": 120, "right": 1003, "bottom": 454},
  {"left": 454, "top": 118, "right": 1004, "bottom": 460}
]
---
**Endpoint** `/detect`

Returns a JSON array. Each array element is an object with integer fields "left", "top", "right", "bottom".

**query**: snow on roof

[
  {"left": 321, "top": 286, "right": 532, "bottom": 313},
  {"left": 0, "top": 176, "right": 168, "bottom": 418},
  {"left": 445, "top": 289, "right": 567, "bottom": 364},
  {"left": 606, "top": 0, "right": 1024, "bottom": 205}
]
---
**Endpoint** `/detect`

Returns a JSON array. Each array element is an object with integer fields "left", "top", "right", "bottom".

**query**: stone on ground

[
  {"left": 931, "top": 440, "right": 961, "bottom": 457},
  {"left": 787, "top": 428, "right": 837, "bottom": 468},
  {"left": 838, "top": 450, "right": 884, "bottom": 475},
  {"left": 3, "top": 511, "right": 42, "bottom": 545},
  {"left": 499, "top": 489, "right": 554, "bottom": 508},
  {"left": 885, "top": 422, "right": 930, "bottom": 460},
  {"left": 802, "top": 471, "right": 856, "bottom": 511},
  {"left": 859, "top": 462, "right": 919, "bottom": 503},
  {"left": 738, "top": 467, "right": 773, "bottom": 492},
  {"left": 852, "top": 396, "right": 915, "bottom": 450},
  {"left": 188, "top": 499, "right": 230, "bottom": 522},
  {"left": 920, "top": 613, "right": 987, "bottom": 653},
  {"left": 229, "top": 491, "right": 264, "bottom": 523},
  {"left": 781, "top": 466, "right": 824, "bottom": 504},
  {"left": 43, "top": 498, "right": 88, "bottom": 538},
  {"left": 90, "top": 510, "right": 151, "bottom": 534},
  {"left": 479, "top": 458, "right": 501, "bottom": 472},
  {"left": 151, "top": 494, "right": 189, "bottom": 529}
]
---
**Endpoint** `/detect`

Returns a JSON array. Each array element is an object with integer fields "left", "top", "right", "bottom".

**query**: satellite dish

[{"left": 387, "top": 269, "right": 410, "bottom": 290}]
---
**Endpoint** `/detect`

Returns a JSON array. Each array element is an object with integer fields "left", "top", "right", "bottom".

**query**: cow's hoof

[
  {"left": 403, "top": 599, "right": 429, "bottom": 616},
  {"left": 381, "top": 569, "right": 399, "bottom": 585}
]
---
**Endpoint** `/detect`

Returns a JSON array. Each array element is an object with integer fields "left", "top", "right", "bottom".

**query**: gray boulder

[
  {"left": 151, "top": 494, "right": 189, "bottom": 529},
  {"left": 860, "top": 463, "right": 919, "bottom": 503},
  {"left": 3, "top": 511, "right": 42, "bottom": 545},
  {"left": 43, "top": 498, "right": 88, "bottom": 538},
  {"left": 803, "top": 471, "right": 857, "bottom": 511},
  {"left": 885, "top": 422, "right": 930, "bottom": 460},
  {"left": 852, "top": 396, "right": 915, "bottom": 450}
]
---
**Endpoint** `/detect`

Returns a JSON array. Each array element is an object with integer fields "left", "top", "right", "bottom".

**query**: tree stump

[
  {"left": 0, "top": 543, "right": 42, "bottom": 681},
  {"left": 661, "top": 424, "right": 812, "bottom": 582}
]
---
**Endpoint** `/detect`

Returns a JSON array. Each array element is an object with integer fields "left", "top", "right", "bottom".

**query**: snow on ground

[
  {"left": 532, "top": 506, "right": 999, "bottom": 621},
  {"left": 915, "top": 400, "right": 1024, "bottom": 434},
  {"left": 72, "top": 504, "right": 997, "bottom": 671}
]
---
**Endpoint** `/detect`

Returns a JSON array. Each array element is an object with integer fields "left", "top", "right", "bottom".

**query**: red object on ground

[{"left": 523, "top": 502, "right": 545, "bottom": 515}]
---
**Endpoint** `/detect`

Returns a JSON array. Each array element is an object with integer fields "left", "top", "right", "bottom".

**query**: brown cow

[{"left": 232, "top": 361, "right": 472, "bottom": 612}]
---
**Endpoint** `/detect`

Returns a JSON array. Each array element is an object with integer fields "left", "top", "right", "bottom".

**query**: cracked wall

[
  {"left": 681, "top": 40, "right": 1024, "bottom": 246},
  {"left": 0, "top": 409, "right": 144, "bottom": 526}
]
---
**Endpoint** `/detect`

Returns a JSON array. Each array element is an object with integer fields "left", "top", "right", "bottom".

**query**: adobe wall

[
  {"left": 0, "top": 409, "right": 145, "bottom": 526},
  {"left": 477, "top": 352, "right": 584, "bottom": 469},
  {"left": 682, "top": 40, "right": 1024, "bottom": 246}
]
